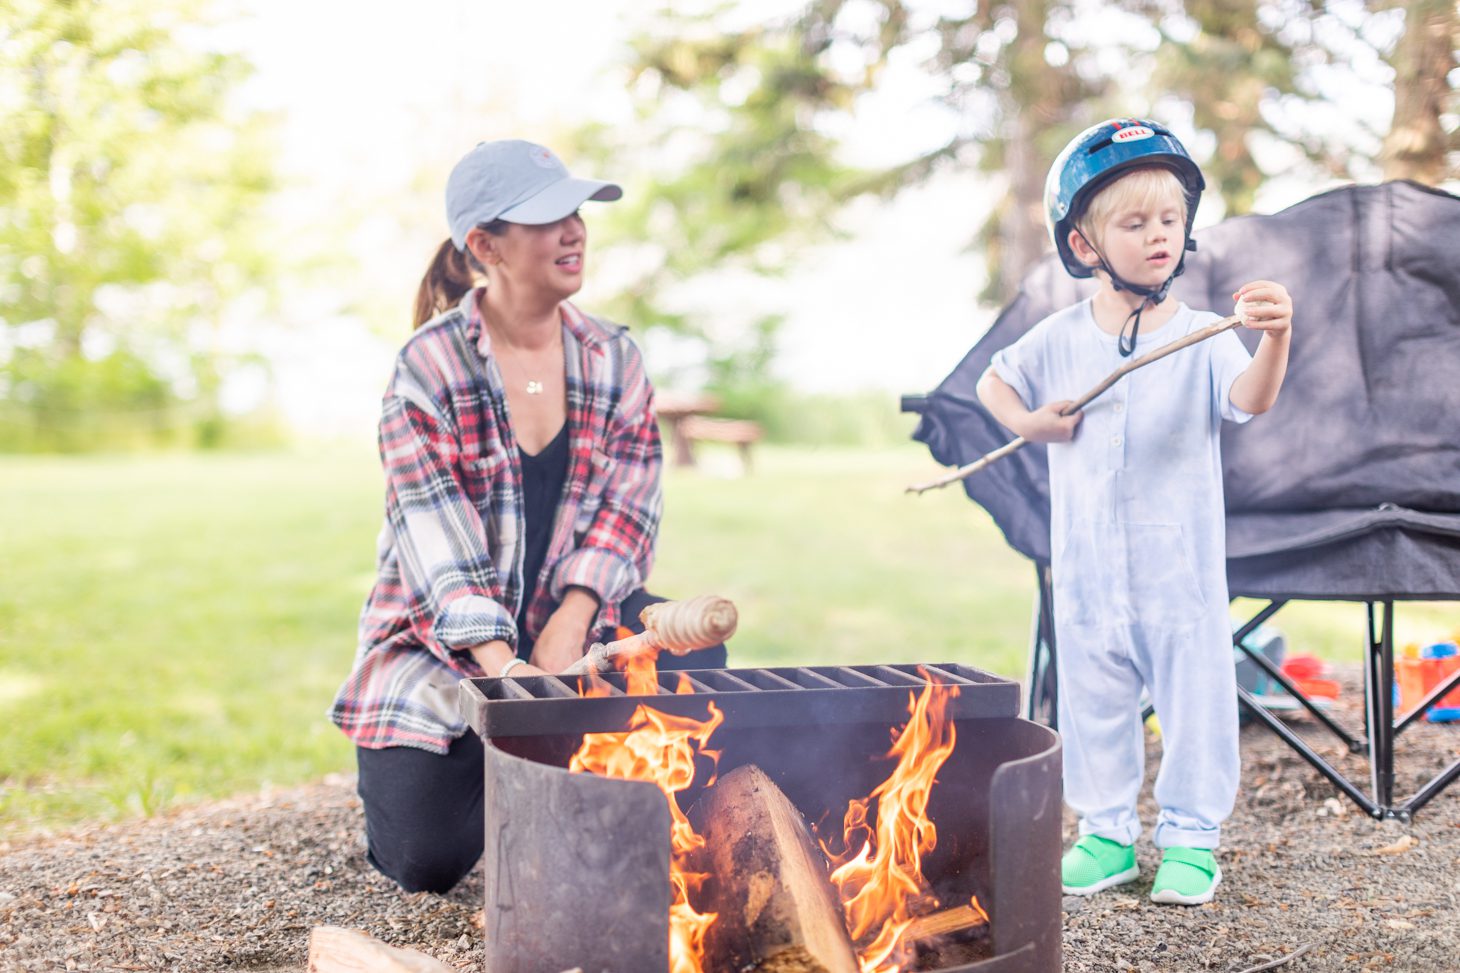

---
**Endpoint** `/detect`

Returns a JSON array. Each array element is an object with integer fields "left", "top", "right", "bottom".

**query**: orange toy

[{"left": 1396, "top": 642, "right": 1460, "bottom": 722}]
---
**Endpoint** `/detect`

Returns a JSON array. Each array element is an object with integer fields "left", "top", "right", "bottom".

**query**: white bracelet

[{"left": 498, "top": 657, "right": 529, "bottom": 678}]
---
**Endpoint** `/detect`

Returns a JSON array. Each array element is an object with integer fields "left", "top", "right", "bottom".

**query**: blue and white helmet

[{"left": 1045, "top": 118, "right": 1205, "bottom": 280}]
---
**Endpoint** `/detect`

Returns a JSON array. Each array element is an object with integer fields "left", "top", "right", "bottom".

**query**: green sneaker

[
  {"left": 1150, "top": 847, "right": 1221, "bottom": 905},
  {"left": 1061, "top": 835, "right": 1139, "bottom": 895}
]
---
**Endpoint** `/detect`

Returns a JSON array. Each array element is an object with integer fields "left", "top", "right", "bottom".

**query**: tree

[
  {"left": 570, "top": 2, "right": 859, "bottom": 411},
  {"left": 585, "top": 0, "right": 1450, "bottom": 403},
  {"left": 1379, "top": 0, "right": 1459, "bottom": 183},
  {"left": 584, "top": 0, "right": 1309, "bottom": 325},
  {"left": 932, "top": 0, "right": 1110, "bottom": 303},
  {"left": 0, "top": 0, "right": 276, "bottom": 451},
  {"left": 1138, "top": 0, "right": 1319, "bottom": 216},
  {"left": 578, "top": 0, "right": 1108, "bottom": 402}
]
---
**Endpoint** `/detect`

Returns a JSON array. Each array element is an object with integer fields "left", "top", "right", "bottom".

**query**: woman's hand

[
  {"left": 529, "top": 586, "right": 601, "bottom": 673},
  {"left": 468, "top": 639, "right": 546, "bottom": 678},
  {"left": 529, "top": 613, "right": 591, "bottom": 673},
  {"left": 1233, "top": 281, "right": 1293, "bottom": 338}
]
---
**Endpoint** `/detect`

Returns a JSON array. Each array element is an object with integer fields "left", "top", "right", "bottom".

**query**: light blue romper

[{"left": 992, "top": 299, "right": 1253, "bottom": 849}]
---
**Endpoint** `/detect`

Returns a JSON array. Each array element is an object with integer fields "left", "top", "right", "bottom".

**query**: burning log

[
  {"left": 903, "top": 899, "right": 989, "bottom": 947},
  {"left": 692, "top": 765, "right": 859, "bottom": 973},
  {"left": 562, "top": 595, "right": 738, "bottom": 676}
]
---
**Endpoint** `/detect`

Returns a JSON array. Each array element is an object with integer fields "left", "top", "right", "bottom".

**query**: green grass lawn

[
  {"left": 0, "top": 449, "right": 382, "bottom": 837},
  {"left": 1, "top": 444, "right": 1455, "bottom": 839}
]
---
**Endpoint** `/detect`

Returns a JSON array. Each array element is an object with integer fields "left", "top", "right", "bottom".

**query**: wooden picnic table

[
  {"left": 655, "top": 391, "right": 766, "bottom": 471},
  {"left": 654, "top": 390, "right": 720, "bottom": 467}
]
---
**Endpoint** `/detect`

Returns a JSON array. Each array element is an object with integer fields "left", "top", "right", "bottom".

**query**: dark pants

[
  {"left": 355, "top": 588, "right": 728, "bottom": 893},
  {"left": 356, "top": 728, "right": 485, "bottom": 893}
]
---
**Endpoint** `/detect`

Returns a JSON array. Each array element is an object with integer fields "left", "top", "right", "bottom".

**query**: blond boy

[{"left": 977, "top": 119, "right": 1292, "bottom": 904}]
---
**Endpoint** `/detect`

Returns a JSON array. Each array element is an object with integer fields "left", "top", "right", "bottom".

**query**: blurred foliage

[
  {"left": 1136, "top": 0, "right": 1317, "bottom": 215},
  {"left": 1143, "top": 0, "right": 1457, "bottom": 206},
  {"left": 0, "top": 0, "right": 279, "bottom": 452},
  {"left": 580, "top": 0, "right": 1453, "bottom": 385},
  {"left": 571, "top": 3, "right": 870, "bottom": 409},
  {"left": 1377, "top": 0, "right": 1459, "bottom": 182},
  {"left": 712, "top": 387, "right": 918, "bottom": 446},
  {"left": 579, "top": 6, "right": 864, "bottom": 314},
  {"left": 923, "top": 0, "right": 1111, "bottom": 304}
]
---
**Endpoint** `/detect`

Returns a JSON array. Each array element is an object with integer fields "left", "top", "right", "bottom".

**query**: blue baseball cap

[{"left": 445, "top": 140, "right": 622, "bottom": 250}]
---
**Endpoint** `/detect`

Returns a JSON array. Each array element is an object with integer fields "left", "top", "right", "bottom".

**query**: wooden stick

[
  {"left": 559, "top": 595, "right": 738, "bottom": 676},
  {"left": 905, "top": 313, "right": 1243, "bottom": 495},
  {"left": 1232, "top": 943, "right": 1313, "bottom": 973}
]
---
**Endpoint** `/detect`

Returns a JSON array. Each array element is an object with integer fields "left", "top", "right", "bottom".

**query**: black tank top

[{"left": 515, "top": 424, "right": 570, "bottom": 646}]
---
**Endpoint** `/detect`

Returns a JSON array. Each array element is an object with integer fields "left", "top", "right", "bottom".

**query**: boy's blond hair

[{"left": 1075, "top": 166, "right": 1188, "bottom": 250}]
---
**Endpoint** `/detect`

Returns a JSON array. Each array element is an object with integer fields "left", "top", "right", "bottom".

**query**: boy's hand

[
  {"left": 1021, "top": 400, "right": 1082, "bottom": 443},
  {"left": 1233, "top": 281, "right": 1293, "bottom": 337}
]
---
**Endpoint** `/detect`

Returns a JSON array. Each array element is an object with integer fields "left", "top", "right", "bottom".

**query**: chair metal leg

[
  {"left": 1237, "top": 683, "right": 1382, "bottom": 817},
  {"left": 1233, "top": 600, "right": 1363, "bottom": 752},
  {"left": 1402, "top": 756, "right": 1460, "bottom": 817},
  {"left": 1364, "top": 601, "right": 1397, "bottom": 811},
  {"left": 1024, "top": 562, "right": 1058, "bottom": 729},
  {"left": 1234, "top": 599, "right": 1388, "bottom": 818}
]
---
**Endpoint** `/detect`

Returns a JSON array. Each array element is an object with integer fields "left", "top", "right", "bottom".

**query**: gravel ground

[{"left": 3, "top": 668, "right": 1458, "bottom": 973}]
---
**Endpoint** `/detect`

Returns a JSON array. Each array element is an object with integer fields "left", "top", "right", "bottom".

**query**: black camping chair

[{"left": 906, "top": 181, "right": 1460, "bottom": 821}]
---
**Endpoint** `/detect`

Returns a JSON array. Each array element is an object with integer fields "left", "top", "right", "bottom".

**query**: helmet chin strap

[
  {"left": 1074, "top": 229, "right": 1182, "bottom": 357},
  {"left": 1110, "top": 276, "right": 1174, "bottom": 358}
]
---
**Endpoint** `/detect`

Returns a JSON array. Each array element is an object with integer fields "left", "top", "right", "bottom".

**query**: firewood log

[
  {"left": 309, "top": 927, "right": 584, "bottom": 973},
  {"left": 307, "top": 926, "right": 455, "bottom": 973},
  {"left": 903, "top": 900, "right": 988, "bottom": 946},
  {"left": 693, "top": 765, "right": 858, "bottom": 973}
]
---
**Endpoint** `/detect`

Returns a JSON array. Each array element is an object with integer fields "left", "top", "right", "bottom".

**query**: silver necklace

[{"left": 492, "top": 336, "right": 556, "bottom": 396}]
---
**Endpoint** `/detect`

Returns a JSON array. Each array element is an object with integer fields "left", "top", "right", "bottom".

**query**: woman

[{"left": 331, "top": 139, "right": 726, "bottom": 893}]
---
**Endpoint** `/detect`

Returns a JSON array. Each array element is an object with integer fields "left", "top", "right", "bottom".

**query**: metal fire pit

[{"left": 460, "top": 663, "right": 1061, "bottom": 973}]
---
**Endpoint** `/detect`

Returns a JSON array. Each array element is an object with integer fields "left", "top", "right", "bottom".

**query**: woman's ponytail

[
  {"left": 413, "top": 222, "right": 509, "bottom": 329},
  {"left": 413, "top": 239, "right": 478, "bottom": 329}
]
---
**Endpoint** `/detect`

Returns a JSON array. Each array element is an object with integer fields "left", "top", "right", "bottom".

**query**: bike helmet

[
  {"left": 1044, "top": 118, "right": 1206, "bottom": 355},
  {"left": 1045, "top": 118, "right": 1205, "bottom": 281}
]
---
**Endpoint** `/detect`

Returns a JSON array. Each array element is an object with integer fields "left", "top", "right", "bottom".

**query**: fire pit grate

[
  {"left": 460, "top": 662, "right": 1021, "bottom": 737},
  {"left": 460, "top": 661, "right": 1060, "bottom": 973}
]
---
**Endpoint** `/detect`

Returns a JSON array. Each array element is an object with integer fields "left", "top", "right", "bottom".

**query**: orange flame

[
  {"left": 823, "top": 675, "right": 960, "bottom": 973},
  {"left": 569, "top": 692, "right": 723, "bottom": 973},
  {"left": 622, "top": 643, "right": 663, "bottom": 697},
  {"left": 967, "top": 893, "right": 989, "bottom": 926},
  {"left": 578, "top": 625, "right": 662, "bottom": 698}
]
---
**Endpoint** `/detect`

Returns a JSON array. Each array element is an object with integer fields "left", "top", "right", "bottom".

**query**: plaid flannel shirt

[{"left": 330, "top": 290, "right": 662, "bottom": 752}]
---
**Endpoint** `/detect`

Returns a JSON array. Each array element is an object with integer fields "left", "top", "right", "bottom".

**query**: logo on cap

[
  {"left": 530, "top": 146, "right": 560, "bottom": 169},
  {"left": 1112, "top": 126, "right": 1155, "bottom": 143}
]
